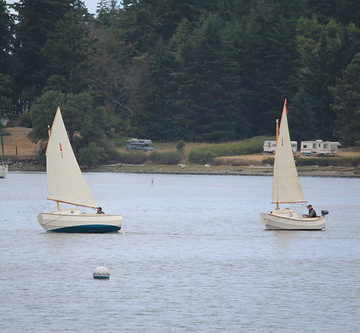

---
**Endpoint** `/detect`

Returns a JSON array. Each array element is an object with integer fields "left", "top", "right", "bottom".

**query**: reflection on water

[{"left": 0, "top": 172, "right": 359, "bottom": 332}]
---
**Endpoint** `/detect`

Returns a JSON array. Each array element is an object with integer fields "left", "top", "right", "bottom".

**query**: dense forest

[{"left": 1, "top": 0, "right": 360, "bottom": 161}]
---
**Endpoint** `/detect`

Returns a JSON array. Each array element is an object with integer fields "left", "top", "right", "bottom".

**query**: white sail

[
  {"left": 46, "top": 107, "right": 97, "bottom": 208},
  {"left": 272, "top": 100, "right": 306, "bottom": 204}
]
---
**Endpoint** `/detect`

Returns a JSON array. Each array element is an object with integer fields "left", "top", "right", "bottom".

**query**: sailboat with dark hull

[
  {"left": 260, "top": 99, "right": 326, "bottom": 230},
  {"left": 38, "top": 108, "right": 122, "bottom": 233}
]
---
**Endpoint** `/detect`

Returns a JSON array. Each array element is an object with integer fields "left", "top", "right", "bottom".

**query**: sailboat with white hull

[
  {"left": 260, "top": 99, "right": 326, "bottom": 230},
  {"left": 38, "top": 107, "right": 122, "bottom": 233}
]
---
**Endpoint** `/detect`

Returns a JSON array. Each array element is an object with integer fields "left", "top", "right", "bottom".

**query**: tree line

[{"left": 1, "top": 0, "right": 360, "bottom": 160}]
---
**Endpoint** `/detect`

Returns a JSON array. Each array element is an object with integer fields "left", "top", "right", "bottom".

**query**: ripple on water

[{"left": 0, "top": 172, "right": 359, "bottom": 332}]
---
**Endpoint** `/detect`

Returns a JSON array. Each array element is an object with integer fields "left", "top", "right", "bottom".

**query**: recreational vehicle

[
  {"left": 300, "top": 140, "right": 340, "bottom": 156},
  {"left": 125, "top": 138, "right": 154, "bottom": 152},
  {"left": 263, "top": 140, "right": 297, "bottom": 153}
]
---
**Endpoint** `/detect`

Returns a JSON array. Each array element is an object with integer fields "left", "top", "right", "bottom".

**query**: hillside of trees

[{"left": 1, "top": 0, "right": 360, "bottom": 163}]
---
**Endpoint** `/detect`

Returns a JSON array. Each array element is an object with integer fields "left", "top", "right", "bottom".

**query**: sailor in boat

[
  {"left": 96, "top": 207, "right": 105, "bottom": 214},
  {"left": 303, "top": 204, "right": 317, "bottom": 218}
]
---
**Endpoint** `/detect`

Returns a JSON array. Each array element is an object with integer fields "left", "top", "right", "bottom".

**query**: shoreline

[{"left": 7, "top": 163, "right": 360, "bottom": 178}]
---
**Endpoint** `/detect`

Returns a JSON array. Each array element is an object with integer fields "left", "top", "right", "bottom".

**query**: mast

[{"left": 275, "top": 118, "right": 279, "bottom": 209}]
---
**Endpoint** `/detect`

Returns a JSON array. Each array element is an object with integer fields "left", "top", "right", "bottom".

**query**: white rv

[
  {"left": 263, "top": 140, "right": 298, "bottom": 153},
  {"left": 125, "top": 138, "right": 154, "bottom": 152},
  {"left": 300, "top": 140, "right": 340, "bottom": 156}
]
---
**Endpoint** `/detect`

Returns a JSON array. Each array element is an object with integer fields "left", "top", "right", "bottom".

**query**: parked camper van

[
  {"left": 263, "top": 140, "right": 298, "bottom": 153},
  {"left": 125, "top": 138, "right": 154, "bottom": 152},
  {"left": 300, "top": 140, "right": 340, "bottom": 156}
]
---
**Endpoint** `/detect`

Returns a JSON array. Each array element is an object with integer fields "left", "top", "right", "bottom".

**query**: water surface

[{"left": 0, "top": 172, "right": 359, "bottom": 332}]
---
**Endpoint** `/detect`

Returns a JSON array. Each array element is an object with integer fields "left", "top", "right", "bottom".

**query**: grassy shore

[
  {"left": 8, "top": 162, "right": 360, "bottom": 177},
  {"left": 94, "top": 164, "right": 359, "bottom": 177},
  {"left": 4, "top": 127, "right": 360, "bottom": 177}
]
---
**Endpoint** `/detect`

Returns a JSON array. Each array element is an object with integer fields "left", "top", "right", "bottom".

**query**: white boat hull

[
  {"left": 38, "top": 209, "right": 122, "bottom": 233},
  {"left": 261, "top": 208, "right": 326, "bottom": 230},
  {"left": 0, "top": 164, "right": 8, "bottom": 178}
]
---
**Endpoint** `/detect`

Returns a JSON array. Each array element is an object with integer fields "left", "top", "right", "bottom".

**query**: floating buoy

[{"left": 93, "top": 264, "right": 110, "bottom": 279}]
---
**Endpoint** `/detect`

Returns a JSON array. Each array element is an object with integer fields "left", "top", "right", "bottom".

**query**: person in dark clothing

[
  {"left": 96, "top": 207, "right": 105, "bottom": 214},
  {"left": 303, "top": 204, "right": 317, "bottom": 218}
]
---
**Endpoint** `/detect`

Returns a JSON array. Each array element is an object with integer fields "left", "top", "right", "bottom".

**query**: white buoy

[{"left": 93, "top": 264, "right": 110, "bottom": 279}]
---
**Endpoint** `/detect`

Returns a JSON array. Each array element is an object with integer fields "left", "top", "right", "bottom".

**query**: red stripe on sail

[
  {"left": 59, "top": 143, "right": 63, "bottom": 158},
  {"left": 284, "top": 98, "right": 289, "bottom": 114}
]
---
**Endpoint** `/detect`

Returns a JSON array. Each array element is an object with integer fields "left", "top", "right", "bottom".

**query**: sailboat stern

[
  {"left": 38, "top": 210, "right": 122, "bottom": 233},
  {"left": 260, "top": 209, "right": 326, "bottom": 230}
]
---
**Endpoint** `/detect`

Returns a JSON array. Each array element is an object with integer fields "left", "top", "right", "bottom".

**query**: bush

[
  {"left": 149, "top": 151, "right": 182, "bottom": 165},
  {"left": 176, "top": 140, "right": 186, "bottom": 152},
  {"left": 188, "top": 150, "right": 216, "bottom": 164},
  {"left": 187, "top": 136, "right": 267, "bottom": 162},
  {"left": 262, "top": 157, "right": 274, "bottom": 166},
  {"left": 78, "top": 143, "right": 104, "bottom": 167},
  {"left": 99, "top": 140, "right": 120, "bottom": 164},
  {"left": 214, "top": 158, "right": 251, "bottom": 166},
  {"left": 19, "top": 111, "right": 33, "bottom": 128},
  {"left": 113, "top": 137, "right": 131, "bottom": 148},
  {"left": 296, "top": 157, "right": 360, "bottom": 167},
  {"left": 116, "top": 152, "right": 148, "bottom": 164}
]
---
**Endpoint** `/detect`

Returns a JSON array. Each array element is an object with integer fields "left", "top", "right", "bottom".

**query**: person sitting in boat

[
  {"left": 96, "top": 207, "right": 105, "bottom": 214},
  {"left": 303, "top": 204, "right": 317, "bottom": 218}
]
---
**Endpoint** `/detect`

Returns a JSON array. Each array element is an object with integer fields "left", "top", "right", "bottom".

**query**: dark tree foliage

[
  {"left": 11, "top": 0, "right": 89, "bottom": 112},
  {"left": 330, "top": 53, "right": 360, "bottom": 145},
  {"left": 291, "top": 18, "right": 360, "bottom": 141},
  {"left": 3, "top": 0, "right": 360, "bottom": 150},
  {"left": 43, "top": 9, "right": 94, "bottom": 94},
  {"left": 0, "top": 0, "right": 13, "bottom": 72},
  {"left": 0, "top": 0, "right": 14, "bottom": 116},
  {"left": 232, "top": 0, "right": 300, "bottom": 136},
  {"left": 306, "top": 0, "right": 360, "bottom": 26}
]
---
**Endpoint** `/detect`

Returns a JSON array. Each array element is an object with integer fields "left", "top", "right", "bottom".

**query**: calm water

[{"left": 0, "top": 172, "right": 359, "bottom": 332}]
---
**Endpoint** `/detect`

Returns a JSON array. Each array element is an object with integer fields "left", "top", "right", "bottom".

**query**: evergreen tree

[
  {"left": 91, "top": 3, "right": 144, "bottom": 138},
  {"left": 43, "top": 8, "right": 93, "bottom": 94},
  {"left": 306, "top": 0, "right": 360, "bottom": 26},
  {"left": 292, "top": 17, "right": 360, "bottom": 141},
  {"left": 0, "top": 0, "right": 14, "bottom": 116},
  {"left": 175, "top": 13, "right": 248, "bottom": 141},
  {"left": 231, "top": 0, "right": 300, "bottom": 136},
  {"left": 130, "top": 41, "right": 182, "bottom": 140},
  {"left": 330, "top": 53, "right": 360, "bottom": 145},
  {"left": 30, "top": 90, "right": 100, "bottom": 152},
  {"left": 12, "top": 0, "right": 85, "bottom": 112}
]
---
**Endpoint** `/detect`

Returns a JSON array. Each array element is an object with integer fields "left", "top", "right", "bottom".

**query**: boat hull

[
  {"left": 260, "top": 209, "right": 326, "bottom": 230},
  {"left": 38, "top": 210, "right": 122, "bottom": 233},
  {"left": 0, "top": 164, "right": 8, "bottom": 178}
]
